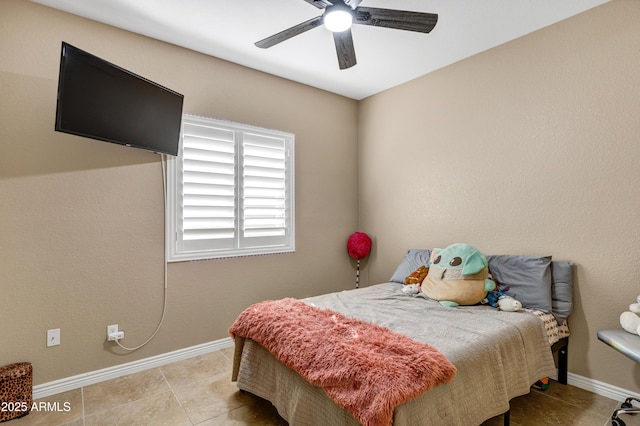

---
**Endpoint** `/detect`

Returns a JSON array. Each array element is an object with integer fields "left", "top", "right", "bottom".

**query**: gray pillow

[
  {"left": 551, "top": 261, "right": 573, "bottom": 324},
  {"left": 487, "top": 255, "right": 553, "bottom": 312},
  {"left": 390, "top": 249, "right": 431, "bottom": 283}
]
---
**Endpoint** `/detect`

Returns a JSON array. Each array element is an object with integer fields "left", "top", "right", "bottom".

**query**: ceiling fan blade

[
  {"left": 333, "top": 29, "right": 356, "bottom": 70},
  {"left": 255, "top": 16, "right": 323, "bottom": 49},
  {"left": 301, "top": 0, "right": 331, "bottom": 8},
  {"left": 354, "top": 7, "right": 438, "bottom": 33}
]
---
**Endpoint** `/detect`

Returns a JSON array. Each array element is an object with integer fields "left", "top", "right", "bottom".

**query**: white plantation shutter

[
  {"left": 167, "top": 115, "right": 294, "bottom": 261},
  {"left": 181, "top": 122, "right": 236, "bottom": 252}
]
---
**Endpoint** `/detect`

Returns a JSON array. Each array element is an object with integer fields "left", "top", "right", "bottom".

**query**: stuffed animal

[
  {"left": 485, "top": 284, "right": 522, "bottom": 311},
  {"left": 401, "top": 283, "right": 421, "bottom": 294},
  {"left": 497, "top": 296, "right": 522, "bottom": 312},
  {"left": 401, "top": 265, "right": 429, "bottom": 295},
  {"left": 421, "top": 243, "right": 496, "bottom": 307},
  {"left": 486, "top": 284, "right": 509, "bottom": 307},
  {"left": 619, "top": 295, "right": 640, "bottom": 335},
  {"left": 405, "top": 264, "right": 429, "bottom": 285}
]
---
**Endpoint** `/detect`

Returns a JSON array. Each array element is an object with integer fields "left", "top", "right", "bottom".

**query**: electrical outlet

[
  {"left": 107, "top": 324, "right": 118, "bottom": 341},
  {"left": 107, "top": 324, "right": 124, "bottom": 341},
  {"left": 107, "top": 324, "right": 118, "bottom": 338},
  {"left": 47, "top": 328, "right": 60, "bottom": 347}
]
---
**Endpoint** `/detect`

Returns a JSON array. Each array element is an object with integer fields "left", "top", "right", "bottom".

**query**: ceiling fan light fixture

[{"left": 323, "top": 7, "right": 353, "bottom": 33}]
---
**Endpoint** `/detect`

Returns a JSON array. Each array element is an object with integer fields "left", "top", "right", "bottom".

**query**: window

[{"left": 166, "top": 115, "right": 294, "bottom": 261}]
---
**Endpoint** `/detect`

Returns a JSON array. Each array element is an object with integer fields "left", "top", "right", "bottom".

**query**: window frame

[{"left": 166, "top": 114, "right": 295, "bottom": 262}]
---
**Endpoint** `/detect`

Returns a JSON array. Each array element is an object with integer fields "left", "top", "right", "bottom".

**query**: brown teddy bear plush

[{"left": 405, "top": 265, "right": 429, "bottom": 285}]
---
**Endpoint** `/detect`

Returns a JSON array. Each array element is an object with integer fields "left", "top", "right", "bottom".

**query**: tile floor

[{"left": 6, "top": 346, "right": 632, "bottom": 425}]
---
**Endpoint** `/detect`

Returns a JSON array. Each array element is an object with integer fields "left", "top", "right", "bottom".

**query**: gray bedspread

[{"left": 232, "top": 282, "right": 557, "bottom": 425}]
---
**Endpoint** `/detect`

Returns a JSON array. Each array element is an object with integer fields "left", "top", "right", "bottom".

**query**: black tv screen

[{"left": 55, "top": 42, "right": 184, "bottom": 156}]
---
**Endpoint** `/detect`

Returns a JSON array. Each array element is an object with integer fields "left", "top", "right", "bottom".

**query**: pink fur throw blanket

[{"left": 229, "top": 298, "right": 456, "bottom": 426}]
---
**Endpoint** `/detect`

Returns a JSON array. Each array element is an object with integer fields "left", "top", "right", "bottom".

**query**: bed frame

[{"left": 554, "top": 337, "right": 569, "bottom": 385}]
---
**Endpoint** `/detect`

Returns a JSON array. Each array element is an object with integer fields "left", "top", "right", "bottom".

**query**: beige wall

[
  {"left": 359, "top": 0, "right": 640, "bottom": 392},
  {"left": 0, "top": 0, "right": 358, "bottom": 385},
  {"left": 3, "top": 0, "right": 639, "bottom": 395}
]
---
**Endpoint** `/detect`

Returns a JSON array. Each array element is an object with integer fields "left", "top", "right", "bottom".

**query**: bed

[{"left": 230, "top": 249, "right": 573, "bottom": 426}]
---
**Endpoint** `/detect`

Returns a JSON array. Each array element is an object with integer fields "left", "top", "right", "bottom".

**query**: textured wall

[
  {"left": 359, "top": 0, "right": 640, "bottom": 392},
  {"left": 0, "top": 0, "right": 358, "bottom": 384}
]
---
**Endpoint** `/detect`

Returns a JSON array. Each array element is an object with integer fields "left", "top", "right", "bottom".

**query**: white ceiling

[{"left": 31, "top": 0, "right": 609, "bottom": 100}]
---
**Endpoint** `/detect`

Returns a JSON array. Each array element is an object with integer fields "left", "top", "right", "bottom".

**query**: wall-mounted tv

[{"left": 55, "top": 42, "right": 184, "bottom": 156}]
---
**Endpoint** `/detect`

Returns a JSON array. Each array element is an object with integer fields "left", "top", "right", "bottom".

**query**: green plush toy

[{"left": 421, "top": 243, "right": 496, "bottom": 307}]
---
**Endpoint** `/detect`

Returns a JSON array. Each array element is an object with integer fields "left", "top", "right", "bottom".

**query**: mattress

[{"left": 232, "top": 282, "right": 560, "bottom": 425}]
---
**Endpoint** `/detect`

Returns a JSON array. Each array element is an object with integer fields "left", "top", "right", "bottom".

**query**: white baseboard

[
  {"left": 34, "top": 341, "right": 640, "bottom": 405},
  {"left": 566, "top": 371, "right": 640, "bottom": 402},
  {"left": 33, "top": 337, "right": 234, "bottom": 400}
]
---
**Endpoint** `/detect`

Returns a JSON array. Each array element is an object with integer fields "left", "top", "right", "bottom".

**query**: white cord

[{"left": 114, "top": 154, "right": 169, "bottom": 351}]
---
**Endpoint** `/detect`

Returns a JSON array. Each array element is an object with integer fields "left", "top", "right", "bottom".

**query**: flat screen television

[{"left": 55, "top": 42, "right": 184, "bottom": 156}]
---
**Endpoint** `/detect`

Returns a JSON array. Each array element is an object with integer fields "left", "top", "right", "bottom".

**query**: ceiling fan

[{"left": 255, "top": 0, "right": 438, "bottom": 70}]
